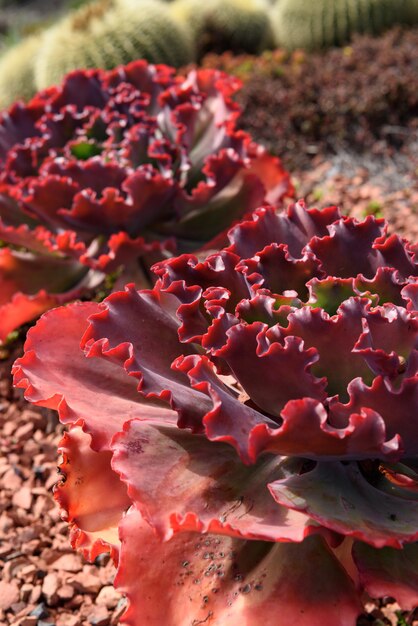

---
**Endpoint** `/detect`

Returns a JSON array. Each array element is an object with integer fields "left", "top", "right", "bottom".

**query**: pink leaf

[
  {"left": 13, "top": 301, "right": 175, "bottom": 451},
  {"left": 116, "top": 507, "right": 361, "bottom": 626},
  {"left": 353, "top": 541, "right": 418, "bottom": 610},
  {"left": 111, "top": 420, "right": 328, "bottom": 543}
]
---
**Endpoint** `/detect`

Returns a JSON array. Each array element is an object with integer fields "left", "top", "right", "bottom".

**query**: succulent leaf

[
  {"left": 116, "top": 507, "right": 361, "bottom": 626},
  {"left": 55, "top": 426, "right": 131, "bottom": 561}
]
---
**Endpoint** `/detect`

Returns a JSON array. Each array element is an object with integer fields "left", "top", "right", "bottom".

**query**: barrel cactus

[
  {"left": 0, "top": 34, "right": 42, "bottom": 109},
  {"left": 13, "top": 202, "right": 418, "bottom": 625},
  {"left": 34, "top": 0, "right": 195, "bottom": 90},
  {"left": 0, "top": 60, "right": 292, "bottom": 341},
  {"left": 404, "top": 0, "right": 418, "bottom": 21},
  {"left": 171, "top": 0, "right": 274, "bottom": 58},
  {"left": 272, "top": 0, "right": 410, "bottom": 51}
]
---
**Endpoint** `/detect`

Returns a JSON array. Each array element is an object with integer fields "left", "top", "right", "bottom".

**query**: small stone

[
  {"left": 19, "top": 564, "right": 37, "bottom": 582},
  {"left": 0, "top": 581, "right": 20, "bottom": 610},
  {"left": 29, "top": 602, "right": 49, "bottom": 619},
  {"left": 20, "top": 583, "right": 33, "bottom": 603},
  {"left": 14, "top": 422, "right": 35, "bottom": 442},
  {"left": 2, "top": 467, "right": 22, "bottom": 490},
  {"left": 70, "top": 572, "right": 101, "bottom": 594},
  {"left": 110, "top": 597, "right": 127, "bottom": 625},
  {"left": 65, "top": 594, "right": 84, "bottom": 610},
  {"left": 88, "top": 605, "right": 110, "bottom": 626},
  {"left": 51, "top": 553, "right": 83, "bottom": 573},
  {"left": 56, "top": 614, "right": 82, "bottom": 626},
  {"left": 0, "top": 541, "right": 14, "bottom": 558},
  {"left": 57, "top": 584, "right": 75, "bottom": 601},
  {"left": 3, "top": 557, "right": 29, "bottom": 582},
  {"left": 95, "top": 586, "right": 121, "bottom": 610},
  {"left": 12, "top": 487, "right": 33, "bottom": 510},
  {"left": 13, "top": 617, "right": 38, "bottom": 626},
  {"left": 10, "top": 601, "right": 26, "bottom": 614},
  {"left": 3, "top": 420, "right": 17, "bottom": 436},
  {"left": 29, "top": 586, "right": 42, "bottom": 604},
  {"left": 42, "top": 573, "right": 60, "bottom": 605}
]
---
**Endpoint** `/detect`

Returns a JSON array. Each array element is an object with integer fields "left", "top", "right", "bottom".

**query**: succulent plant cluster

[
  {"left": 0, "top": 60, "right": 291, "bottom": 342},
  {"left": 14, "top": 202, "right": 418, "bottom": 625}
]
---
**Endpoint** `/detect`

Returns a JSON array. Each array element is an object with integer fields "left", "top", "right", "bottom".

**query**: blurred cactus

[
  {"left": 272, "top": 0, "right": 410, "bottom": 51},
  {"left": 0, "top": 34, "right": 41, "bottom": 109},
  {"left": 403, "top": 0, "right": 418, "bottom": 21},
  {"left": 170, "top": 0, "right": 274, "bottom": 58},
  {"left": 34, "top": 0, "right": 195, "bottom": 90}
]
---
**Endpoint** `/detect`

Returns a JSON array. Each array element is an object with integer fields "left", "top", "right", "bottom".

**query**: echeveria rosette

[
  {"left": 0, "top": 60, "right": 292, "bottom": 342},
  {"left": 13, "top": 202, "right": 418, "bottom": 625}
]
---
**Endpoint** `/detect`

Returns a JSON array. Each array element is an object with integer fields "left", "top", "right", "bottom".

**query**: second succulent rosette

[
  {"left": 0, "top": 60, "right": 291, "bottom": 341},
  {"left": 14, "top": 202, "right": 418, "bottom": 625}
]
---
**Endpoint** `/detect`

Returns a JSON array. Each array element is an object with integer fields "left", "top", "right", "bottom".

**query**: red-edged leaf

[
  {"left": 333, "top": 376, "right": 418, "bottom": 457},
  {"left": 353, "top": 541, "right": 418, "bottom": 610},
  {"left": 309, "top": 215, "right": 385, "bottom": 279},
  {"left": 116, "top": 507, "right": 361, "bottom": 626},
  {"left": 0, "top": 290, "right": 58, "bottom": 342},
  {"left": 0, "top": 248, "right": 88, "bottom": 303},
  {"left": 243, "top": 145, "right": 294, "bottom": 205},
  {"left": 284, "top": 299, "right": 375, "bottom": 399},
  {"left": 269, "top": 460, "right": 418, "bottom": 548},
  {"left": 226, "top": 202, "right": 341, "bottom": 260},
  {"left": 238, "top": 243, "right": 322, "bottom": 300},
  {"left": 0, "top": 247, "right": 94, "bottom": 340},
  {"left": 174, "top": 354, "right": 276, "bottom": 464},
  {"left": 13, "top": 301, "right": 175, "bottom": 451},
  {"left": 55, "top": 426, "right": 130, "bottom": 562},
  {"left": 213, "top": 322, "right": 326, "bottom": 416},
  {"left": 82, "top": 285, "right": 211, "bottom": 431},
  {"left": 111, "top": 420, "right": 329, "bottom": 544},
  {"left": 252, "top": 399, "right": 400, "bottom": 461}
]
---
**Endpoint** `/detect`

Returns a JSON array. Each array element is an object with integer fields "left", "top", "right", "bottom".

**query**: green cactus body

[
  {"left": 34, "top": 0, "right": 195, "bottom": 90},
  {"left": 0, "top": 35, "right": 41, "bottom": 109},
  {"left": 403, "top": 0, "right": 418, "bottom": 22},
  {"left": 272, "top": 0, "right": 410, "bottom": 51},
  {"left": 171, "top": 0, "right": 274, "bottom": 58}
]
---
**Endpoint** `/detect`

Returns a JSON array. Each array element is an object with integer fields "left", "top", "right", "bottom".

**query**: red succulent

[
  {"left": 0, "top": 60, "right": 291, "bottom": 341},
  {"left": 13, "top": 202, "right": 418, "bottom": 625}
]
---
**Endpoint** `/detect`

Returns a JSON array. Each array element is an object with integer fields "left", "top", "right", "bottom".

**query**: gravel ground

[{"left": 0, "top": 346, "right": 126, "bottom": 626}]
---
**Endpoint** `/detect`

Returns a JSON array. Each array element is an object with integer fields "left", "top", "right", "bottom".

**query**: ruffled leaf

[
  {"left": 269, "top": 460, "right": 418, "bottom": 548},
  {"left": 111, "top": 420, "right": 328, "bottom": 543},
  {"left": 55, "top": 426, "right": 130, "bottom": 562},
  {"left": 83, "top": 285, "right": 212, "bottom": 432},
  {"left": 13, "top": 301, "right": 175, "bottom": 451}
]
